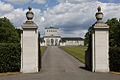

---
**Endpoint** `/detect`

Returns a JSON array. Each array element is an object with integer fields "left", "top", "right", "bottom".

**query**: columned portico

[{"left": 44, "top": 36, "right": 61, "bottom": 46}]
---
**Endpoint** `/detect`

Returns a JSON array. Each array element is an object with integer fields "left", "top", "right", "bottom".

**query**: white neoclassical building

[
  {"left": 40, "top": 27, "right": 84, "bottom": 46},
  {"left": 42, "top": 27, "right": 61, "bottom": 46}
]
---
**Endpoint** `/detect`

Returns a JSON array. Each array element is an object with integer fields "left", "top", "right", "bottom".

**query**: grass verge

[
  {"left": 41, "top": 46, "right": 47, "bottom": 55},
  {"left": 59, "top": 46, "right": 88, "bottom": 63}
]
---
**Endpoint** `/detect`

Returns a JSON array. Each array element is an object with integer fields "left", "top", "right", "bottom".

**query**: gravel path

[{"left": 0, "top": 46, "right": 120, "bottom": 80}]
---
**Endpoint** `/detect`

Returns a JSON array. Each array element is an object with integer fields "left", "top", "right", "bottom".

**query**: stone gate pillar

[
  {"left": 92, "top": 6, "right": 109, "bottom": 72},
  {"left": 21, "top": 6, "right": 39, "bottom": 73}
]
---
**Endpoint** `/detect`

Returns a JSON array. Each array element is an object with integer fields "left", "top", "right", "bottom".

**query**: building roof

[
  {"left": 60, "top": 37, "right": 84, "bottom": 42},
  {"left": 45, "top": 27, "right": 59, "bottom": 29},
  {"left": 44, "top": 36, "right": 61, "bottom": 38},
  {"left": 62, "top": 37, "right": 84, "bottom": 40}
]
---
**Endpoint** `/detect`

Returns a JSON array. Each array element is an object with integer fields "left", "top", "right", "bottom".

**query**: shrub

[
  {"left": 109, "top": 47, "right": 120, "bottom": 72},
  {"left": 0, "top": 43, "right": 21, "bottom": 73}
]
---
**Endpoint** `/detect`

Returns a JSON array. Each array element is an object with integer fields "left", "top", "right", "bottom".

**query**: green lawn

[
  {"left": 59, "top": 46, "right": 88, "bottom": 63},
  {"left": 40, "top": 46, "right": 47, "bottom": 55}
]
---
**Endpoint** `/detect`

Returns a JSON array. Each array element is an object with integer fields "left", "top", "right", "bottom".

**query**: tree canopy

[
  {"left": 106, "top": 18, "right": 120, "bottom": 47},
  {"left": 84, "top": 27, "right": 92, "bottom": 46},
  {"left": 0, "top": 17, "right": 20, "bottom": 43}
]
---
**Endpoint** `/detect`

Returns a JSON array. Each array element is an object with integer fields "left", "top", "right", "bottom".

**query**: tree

[
  {"left": 16, "top": 28, "right": 22, "bottom": 39},
  {"left": 106, "top": 18, "right": 120, "bottom": 47},
  {"left": 84, "top": 27, "right": 92, "bottom": 46},
  {"left": 0, "top": 17, "right": 20, "bottom": 43}
]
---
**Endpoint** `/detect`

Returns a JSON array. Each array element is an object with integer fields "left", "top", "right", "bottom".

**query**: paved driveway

[{"left": 0, "top": 46, "right": 120, "bottom": 80}]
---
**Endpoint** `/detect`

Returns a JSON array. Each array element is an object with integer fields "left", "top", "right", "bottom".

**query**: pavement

[{"left": 0, "top": 46, "right": 120, "bottom": 80}]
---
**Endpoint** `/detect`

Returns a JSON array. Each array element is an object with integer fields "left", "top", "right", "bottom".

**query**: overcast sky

[{"left": 0, "top": 0, "right": 120, "bottom": 38}]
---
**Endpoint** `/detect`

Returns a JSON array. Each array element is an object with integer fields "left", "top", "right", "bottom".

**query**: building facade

[{"left": 40, "top": 27, "right": 84, "bottom": 46}]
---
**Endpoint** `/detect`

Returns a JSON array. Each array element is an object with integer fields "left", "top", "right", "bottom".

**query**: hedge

[
  {"left": 0, "top": 43, "right": 21, "bottom": 73},
  {"left": 109, "top": 47, "right": 120, "bottom": 72}
]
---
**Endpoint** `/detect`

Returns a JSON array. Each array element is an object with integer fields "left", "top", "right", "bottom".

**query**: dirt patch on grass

[
  {"left": 0, "top": 72, "right": 21, "bottom": 77},
  {"left": 110, "top": 72, "right": 120, "bottom": 75}
]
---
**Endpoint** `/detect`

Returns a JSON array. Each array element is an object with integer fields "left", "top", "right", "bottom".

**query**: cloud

[
  {"left": 1, "top": 8, "right": 27, "bottom": 28},
  {"left": 40, "top": 2, "right": 98, "bottom": 37},
  {"left": 0, "top": 1, "right": 13, "bottom": 13},
  {"left": 32, "top": 0, "right": 47, "bottom": 4},
  {"left": 57, "top": 0, "right": 97, "bottom": 3},
  {"left": 1, "top": 7, "right": 46, "bottom": 36},
  {"left": 109, "top": 0, "right": 114, "bottom": 2},
  {"left": 1, "top": 8, "right": 42, "bottom": 27},
  {"left": 1, "top": 0, "right": 120, "bottom": 38},
  {"left": 5, "top": 0, "right": 29, "bottom": 5},
  {"left": 5, "top": 0, "right": 47, "bottom": 5},
  {"left": 38, "top": 1, "right": 120, "bottom": 38},
  {"left": 0, "top": 0, "right": 44, "bottom": 35},
  {"left": 100, "top": 2, "right": 120, "bottom": 21}
]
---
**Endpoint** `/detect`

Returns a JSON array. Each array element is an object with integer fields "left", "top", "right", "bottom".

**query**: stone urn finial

[
  {"left": 96, "top": 6, "right": 103, "bottom": 23},
  {"left": 26, "top": 6, "right": 34, "bottom": 21},
  {"left": 98, "top": 6, "right": 101, "bottom": 12}
]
